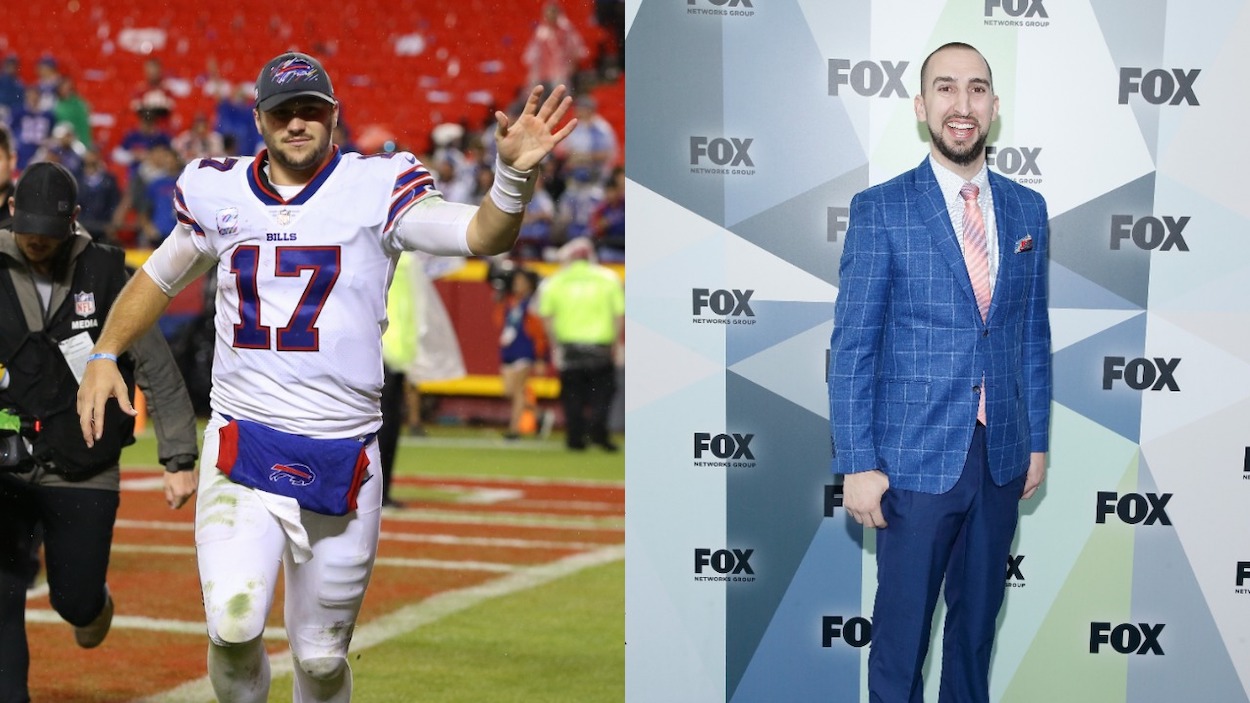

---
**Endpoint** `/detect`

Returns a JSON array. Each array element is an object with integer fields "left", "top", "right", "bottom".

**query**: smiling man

[{"left": 827, "top": 42, "right": 1051, "bottom": 702}]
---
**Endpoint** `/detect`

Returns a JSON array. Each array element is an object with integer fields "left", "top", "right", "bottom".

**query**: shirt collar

[{"left": 929, "top": 155, "right": 989, "bottom": 206}]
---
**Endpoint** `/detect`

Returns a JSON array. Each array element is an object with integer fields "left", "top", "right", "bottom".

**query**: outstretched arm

[{"left": 467, "top": 85, "right": 577, "bottom": 255}]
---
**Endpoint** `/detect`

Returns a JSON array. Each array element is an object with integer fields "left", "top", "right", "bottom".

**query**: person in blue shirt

[
  {"left": 11, "top": 87, "right": 54, "bottom": 169},
  {"left": 495, "top": 268, "right": 548, "bottom": 438},
  {"left": 0, "top": 55, "right": 25, "bottom": 128}
]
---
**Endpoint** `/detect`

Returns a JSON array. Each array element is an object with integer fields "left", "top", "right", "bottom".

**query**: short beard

[
  {"left": 929, "top": 126, "right": 987, "bottom": 167},
  {"left": 261, "top": 129, "right": 331, "bottom": 176}
]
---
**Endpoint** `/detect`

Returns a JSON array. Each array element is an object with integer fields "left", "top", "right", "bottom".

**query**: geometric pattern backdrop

[{"left": 624, "top": 0, "right": 1250, "bottom": 700}]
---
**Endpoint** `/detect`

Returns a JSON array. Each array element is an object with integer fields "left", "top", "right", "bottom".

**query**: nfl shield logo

[{"left": 74, "top": 291, "right": 96, "bottom": 317}]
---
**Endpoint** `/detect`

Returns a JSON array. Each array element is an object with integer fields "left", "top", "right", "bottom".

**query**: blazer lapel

[
  {"left": 913, "top": 160, "right": 980, "bottom": 316},
  {"left": 988, "top": 173, "right": 1021, "bottom": 322}
]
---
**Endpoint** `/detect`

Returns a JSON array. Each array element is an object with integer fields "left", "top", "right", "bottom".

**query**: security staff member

[
  {"left": 0, "top": 162, "right": 199, "bottom": 703},
  {"left": 538, "top": 238, "right": 624, "bottom": 451}
]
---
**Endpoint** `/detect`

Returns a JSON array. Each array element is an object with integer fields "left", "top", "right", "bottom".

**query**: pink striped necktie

[
  {"left": 961, "top": 182, "right": 990, "bottom": 425},
  {"left": 960, "top": 182, "right": 991, "bottom": 321}
]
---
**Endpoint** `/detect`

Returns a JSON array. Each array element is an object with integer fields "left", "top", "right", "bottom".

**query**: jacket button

[
  {"left": 982, "top": 329, "right": 989, "bottom": 337},
  {"left": 972, "top": 385, "right": 982, "bottom": 394}
]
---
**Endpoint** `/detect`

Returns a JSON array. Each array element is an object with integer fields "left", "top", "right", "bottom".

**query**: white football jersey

[{"left": 171, "top": 148, "right": 443, "bottom": 438}]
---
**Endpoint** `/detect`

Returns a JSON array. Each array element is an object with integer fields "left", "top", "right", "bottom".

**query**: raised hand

[{"left": 495, "top": 85, "right": 578, "bottom": 172}]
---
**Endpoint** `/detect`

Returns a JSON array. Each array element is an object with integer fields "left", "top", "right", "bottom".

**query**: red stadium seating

[{"left": 4, "top": 0, "right": 621, "bottom": 157}]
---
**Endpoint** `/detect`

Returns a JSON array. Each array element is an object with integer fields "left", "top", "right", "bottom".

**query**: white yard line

[
  {"left": 512, "top": 499, "right": 625, "bottom": 512},
  {"left": 379, "top": 530, "right": 607, "bottom": 551},
  {"left": 372, "top": 556, "right": 517, "bottom": 573},
  {"left": 24, "top": 610, "right": 289, "bottom": 641},
  {"left": 115, "top": 512, "right": 622, "bottom": 537},
  {"left": 120, "top": 461, "right": 624, "bottom": 487},
  {"left": 377, "top": 508, "right": 623, "bottom": 530},
  {"left": 114, "top": 519, "right": 194, "bottom": 531},
  {"left": 412, "top": 472, "right": 625, "bottom": 489},
  {"left": 129, "top": 544, "right": 624, "bottom": 703},
  {"left": 25, "top": 541, "right": 525, "bottom": 586}
]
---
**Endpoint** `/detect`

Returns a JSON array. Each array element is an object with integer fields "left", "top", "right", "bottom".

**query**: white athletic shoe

[{"left": 74, "top": 585, "right": 114, "bottom": 649}]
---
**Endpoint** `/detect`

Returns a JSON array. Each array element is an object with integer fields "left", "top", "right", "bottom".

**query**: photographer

[{"left": 0, "top": 162, "right": 198, "bottom": 703}]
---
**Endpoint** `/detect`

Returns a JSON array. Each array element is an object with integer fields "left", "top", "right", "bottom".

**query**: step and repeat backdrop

[{"left": 624, "top": 0, "right": 1250, "bottom": 701}]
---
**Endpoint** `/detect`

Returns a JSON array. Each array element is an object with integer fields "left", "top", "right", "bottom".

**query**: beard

[
  {"left": 928, "top": 124, "right": 988, "bottom": 167},
  {"left": 261, "top": 128, "right": 331, "bottom": 175}
]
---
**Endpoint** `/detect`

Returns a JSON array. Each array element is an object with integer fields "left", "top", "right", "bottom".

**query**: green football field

[{"left": 116, "top": 426, "right": 624, "bottom": 702}]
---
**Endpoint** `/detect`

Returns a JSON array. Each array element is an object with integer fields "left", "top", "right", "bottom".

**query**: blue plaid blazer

[{"left": 828, "top": 158, "right": 1051, "bottom": 494}]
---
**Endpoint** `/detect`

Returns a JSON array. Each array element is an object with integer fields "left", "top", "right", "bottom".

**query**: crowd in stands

[{"left": 0, "top": 0, "right": 625, "bottom": 265}]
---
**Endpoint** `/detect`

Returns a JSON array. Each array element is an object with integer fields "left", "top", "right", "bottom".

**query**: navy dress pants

[{"left": 867, "top": 423, "right": 1026, "bottom": 703}]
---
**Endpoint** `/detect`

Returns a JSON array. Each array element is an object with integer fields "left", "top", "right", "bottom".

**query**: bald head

[{"left": 920, "top": 42, "right": 994, "bottom": 96}]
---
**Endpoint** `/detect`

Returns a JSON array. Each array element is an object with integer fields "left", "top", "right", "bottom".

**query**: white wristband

[{"left": 488, "top": 156, "right": 537, "bottom": 214}]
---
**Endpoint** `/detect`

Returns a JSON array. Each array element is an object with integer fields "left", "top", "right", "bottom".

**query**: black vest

[{"left": 0, "top": 242, "right": 137, "bottom": 480}]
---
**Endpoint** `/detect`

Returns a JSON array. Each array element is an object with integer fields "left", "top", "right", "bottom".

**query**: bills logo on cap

[
  {"left": 216, "top": 207, "right": 240, "bottom": 236},
  {"left": 74, "top": 291, "right": 96, "bottom": 317},
  {"left": 271, "top": 57, "right": 320, "bottom": 85}
]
